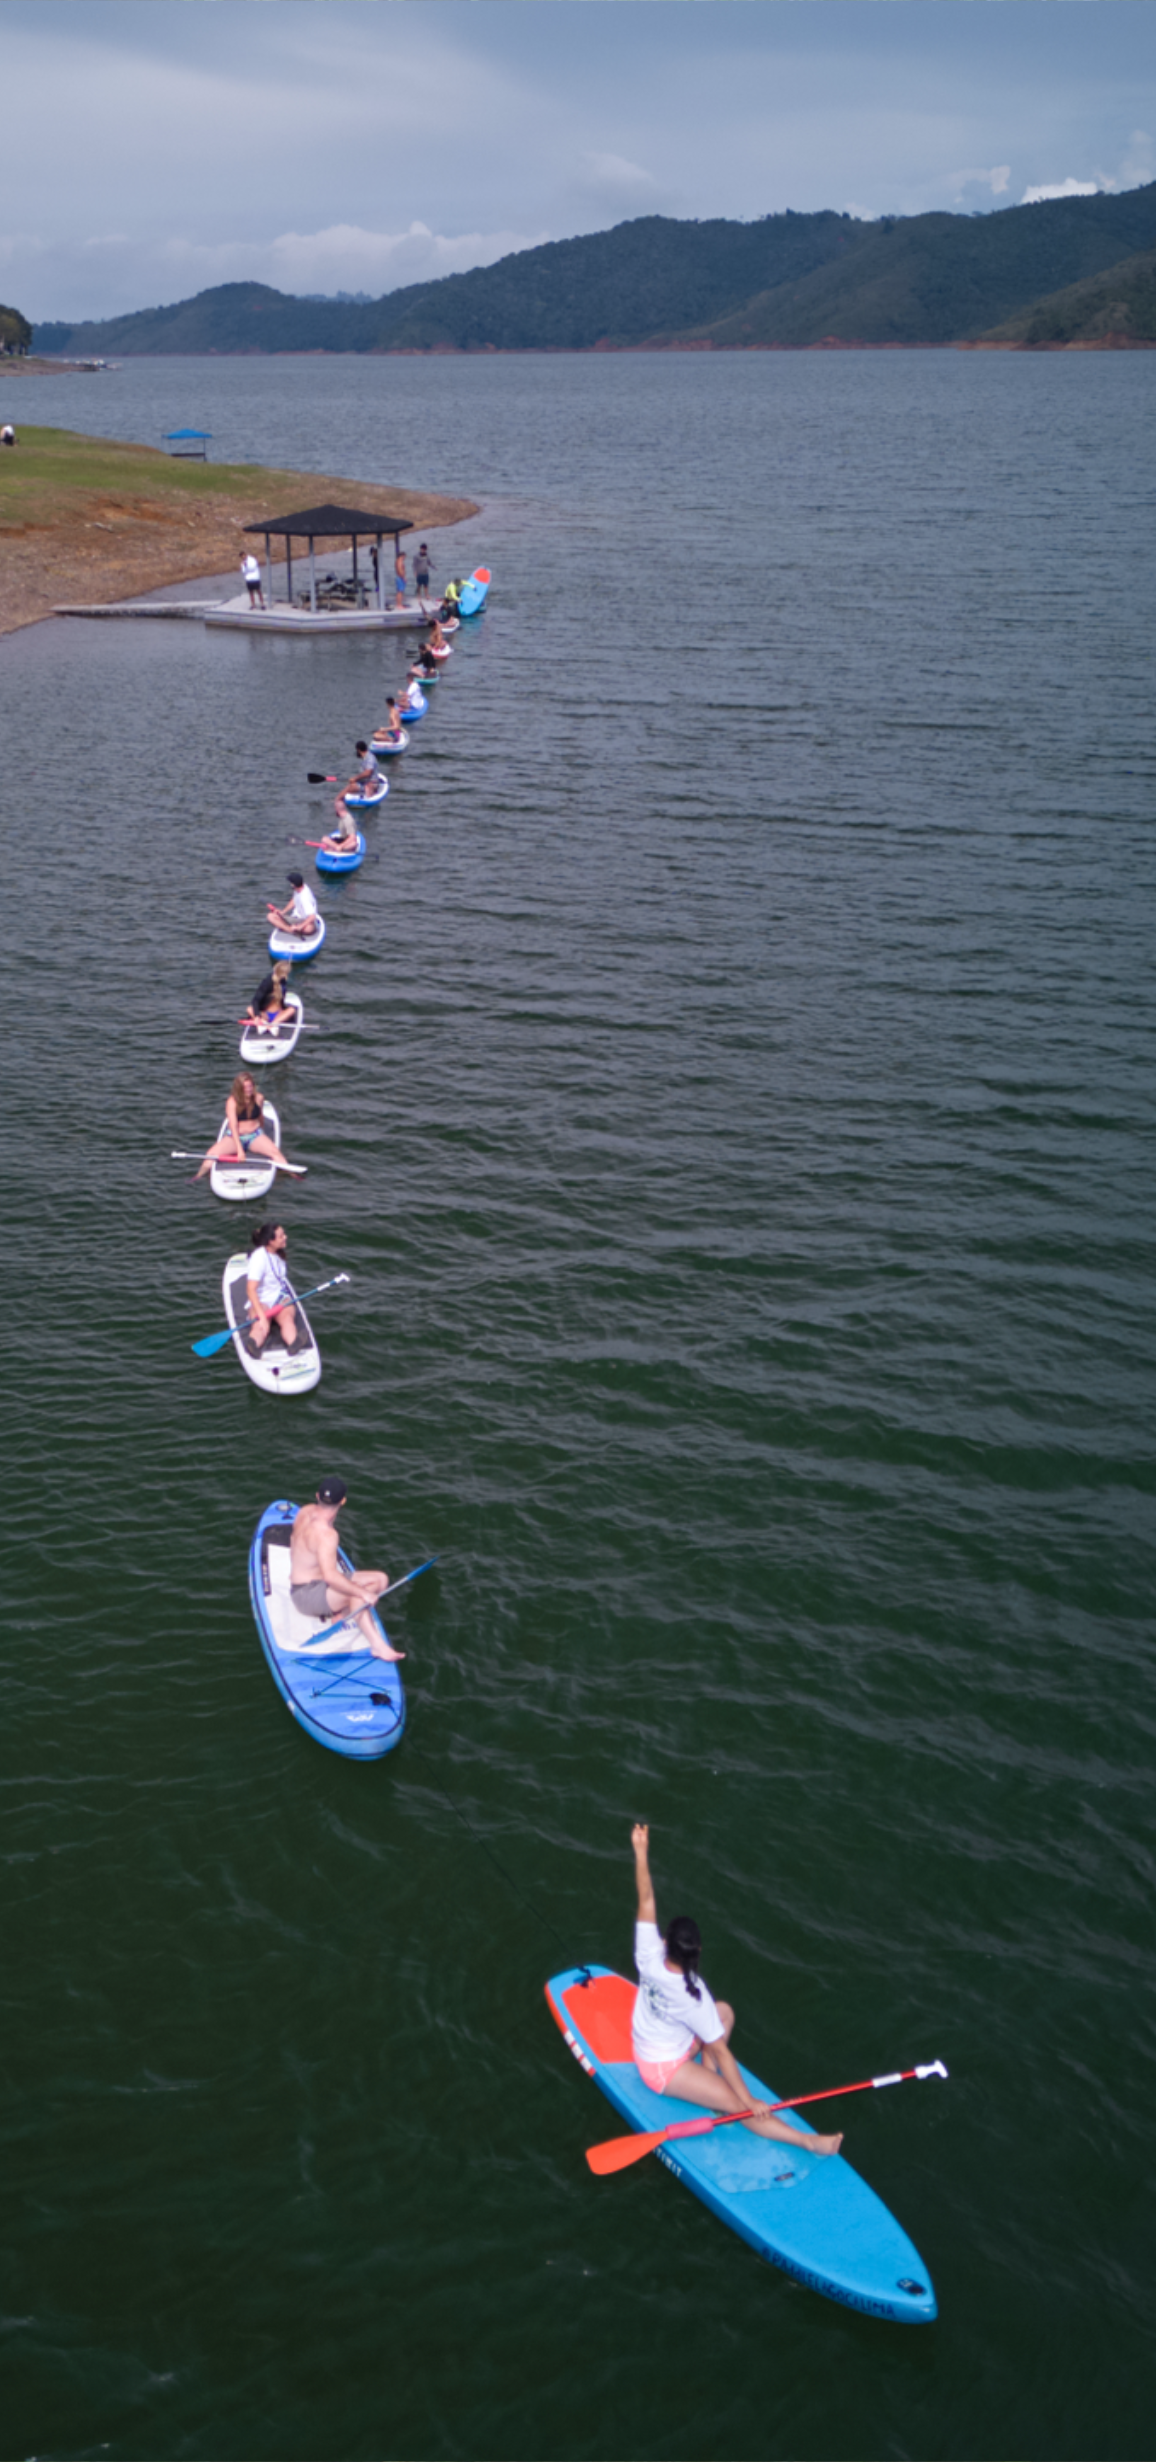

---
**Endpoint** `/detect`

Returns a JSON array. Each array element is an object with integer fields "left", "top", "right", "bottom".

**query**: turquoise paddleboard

[{"left": 545, "top": 1966, "right": 937, "bottom": 2323}]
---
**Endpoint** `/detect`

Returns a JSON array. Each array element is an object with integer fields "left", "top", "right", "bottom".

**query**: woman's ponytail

[{"left": 665, "top": 1914, "right": 703, "bottom": 2002}]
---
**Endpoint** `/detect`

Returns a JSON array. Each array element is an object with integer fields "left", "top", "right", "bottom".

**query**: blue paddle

[
  {"left": 305, "top": 1558, "right": 440, "bottom": 1681},
  {"left": 191, "top": 1272, "right": 350, "bottom": 1358}
]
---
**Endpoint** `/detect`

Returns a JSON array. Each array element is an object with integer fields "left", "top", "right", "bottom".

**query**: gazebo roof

[{"left": 244, "top": 503, "right": 414, "bottom": 540}]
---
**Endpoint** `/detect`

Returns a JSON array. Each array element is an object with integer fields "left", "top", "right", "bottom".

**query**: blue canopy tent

[{"left": 164, "top": 429, "right": 212, "bottom": 461}]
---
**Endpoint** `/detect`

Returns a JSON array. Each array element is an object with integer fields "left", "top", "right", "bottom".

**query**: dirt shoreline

[{"left": 0, "top": 427, "right": 479, "bottom": 638}]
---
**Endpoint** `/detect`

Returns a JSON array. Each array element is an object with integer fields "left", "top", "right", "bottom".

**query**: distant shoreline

[{"left": 20, "top": 336, "right": 1156, "bottom": 363}]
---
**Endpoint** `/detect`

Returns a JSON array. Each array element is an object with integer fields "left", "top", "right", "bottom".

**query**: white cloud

[
  {"left": 580, "top": 151, "right": 658, "bottom": 194},
  {"left": 159, "top": 221, "right": 546, "bottom": 299},
  {"left": 1021, "top": 177, "right": 1101, "bottom": 204}
]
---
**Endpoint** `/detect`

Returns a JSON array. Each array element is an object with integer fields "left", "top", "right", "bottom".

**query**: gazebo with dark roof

[{"left": 244, "top": 502, "right": 414, "bottom": 613}]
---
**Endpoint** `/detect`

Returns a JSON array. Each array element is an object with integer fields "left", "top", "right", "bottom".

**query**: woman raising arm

[{"left": 629, "top": 1824, "right": 842, "bottom": 2154}]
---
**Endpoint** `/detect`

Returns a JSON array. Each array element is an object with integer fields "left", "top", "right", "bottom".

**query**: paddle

[
  {"left": 171, "top": 1152, "right": 307, "bottom": 1175},
  {"left": 190, "top": 1271, "right": 351, "bottom": 1358},
  {"left": 303, "top": 1558, "right": 441, "bottom": 1674},
  {"left": 586, "top": 2061, "right": 949, "bottom": 2176},
  {"left": 307, "top": 772, "right": 339, "bottom": 784}
]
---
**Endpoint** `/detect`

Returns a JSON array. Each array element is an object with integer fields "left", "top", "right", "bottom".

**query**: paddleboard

[
  {"left": 343, "top": 774, "right": 389, "bottom": 811},
  {"left": 425, "top": 641, "right": 452, "bottom": 660},
  {"left": 268, "top": 915, "right": 326, "bottom": 962},
  {"left": 209, "top": 1097, "right": 281, "bottom": 1203},
  {"left": 223, "top": 1254, "right": 320, "bottom": 1394},
  {"left": 545, "top": 1967, "right": 937, "bottom": 2324},
  {"left": 249, "top": 1500, "right": 406, "bottom": 1759},
  {"left": 368, "top": 729, "right": 408, "bottom": 758},
  {"left": 316, "top": 831, "right": 365, "bottom": 874},
  {"left": 240, "top": 992, "right": 303, "bottom": 1067},
  {"left": 458, "top": 568, "right": 490, "bottom": 616}
]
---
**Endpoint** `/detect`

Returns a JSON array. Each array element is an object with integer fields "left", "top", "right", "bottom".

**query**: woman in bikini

[
  {"left": 194, "top": 1072, "right": 297, "bottom": 1179},
  {"left": 629, "top": 1824, "right": 843, "bottom": 2155}
]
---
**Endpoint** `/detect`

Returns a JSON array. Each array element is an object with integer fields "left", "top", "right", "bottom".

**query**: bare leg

[
  {"left": 664, "top": 2038, "right": 842, "bottom": 2155},
  {"left": 324, "top": 1573, "right": 405, "bottom": 1662}
]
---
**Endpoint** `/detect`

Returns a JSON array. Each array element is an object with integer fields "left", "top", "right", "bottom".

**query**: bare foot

[
  {"left": 370, "top": 1636, "right": 406, "bottom": 1662},
  {"left": 814, "top": 2133, "right": 843, "bottom": 2156}
]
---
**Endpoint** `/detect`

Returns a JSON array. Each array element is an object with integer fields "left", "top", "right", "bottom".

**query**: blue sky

[{"left": 3, "top": 0, "right": 1155, "bottom": 320}]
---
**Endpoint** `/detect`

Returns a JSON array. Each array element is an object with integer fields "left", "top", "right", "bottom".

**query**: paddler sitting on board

[
  {"left": 343, "top": 740, "right": 382, "bottom": 798},
  {"left": 424, "top": 617, "right": 451, "bottom": 655},
  {"left": 242, "top": 960, "right": 294, "bottom": 1033},
  {"left": 244, "top": 1222, "right": 299, "bottom": 1352},
  {"left": 629, "top": 1824, "right": 842, "bottom": 2155},
  {"left": 194, "top": 1073, "right": 299, "bottom": 1181},
  {"left": 370, "top": 700, "right": 404, "bottom": 750},
  {"left": 266, "top": 870, "right": 321, "bottom": 940},
  {"left": 321, "top": 800, "right": 360, "bottom": 856},
  {"left": 409, "top": 645, "right": 439, "bottom": 684},
  {"left": 289, "top": 1477, "right": 404, "bottom": 1661}
]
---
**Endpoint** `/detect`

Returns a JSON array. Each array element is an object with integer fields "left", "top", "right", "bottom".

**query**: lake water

[{"left": 2, "top": 350, "right": 1154, "bottom": 2461}]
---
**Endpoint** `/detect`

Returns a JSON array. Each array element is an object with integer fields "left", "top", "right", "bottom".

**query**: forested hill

[{"left": 34, "top": 184, "right": 1156, "bottom": 357}]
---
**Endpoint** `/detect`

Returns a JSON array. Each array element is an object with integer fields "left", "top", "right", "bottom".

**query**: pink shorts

[{"left": 634, "top": 2038, "right": 701, "bottom": 2095}]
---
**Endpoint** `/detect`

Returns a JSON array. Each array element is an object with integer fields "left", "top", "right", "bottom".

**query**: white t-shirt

[
  {"left": 631, "top": 1920, "right": 724, "bottom": 2063},
  {"left": 247, "top": 1245, "right": 292, "bottom": 1310},
  {"left": 288, "top": 884, "right": 318, "bottom": 923},
  {"left": 242, "top": 554, "right": 260, "bottom": 583}
]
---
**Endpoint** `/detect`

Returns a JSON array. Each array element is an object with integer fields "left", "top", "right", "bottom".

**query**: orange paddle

[{"left": 586, "top": 2060, "right": 948, "bottom": 2175}]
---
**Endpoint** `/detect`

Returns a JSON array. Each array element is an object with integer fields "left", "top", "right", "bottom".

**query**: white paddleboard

[
  {"left": 223, "top": 1253, "right": 321, "bottom": 1394},
  {"left": 240, "top": 992, "right": 303, "bottom": 1068},
  {"left": 268, "top": 916, "right": 327, "bottom": 963}
]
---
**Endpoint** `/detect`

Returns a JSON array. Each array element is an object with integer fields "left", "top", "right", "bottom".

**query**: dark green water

[{"left": 2, "top": 354, "right": 1154, "bottom": 2460}]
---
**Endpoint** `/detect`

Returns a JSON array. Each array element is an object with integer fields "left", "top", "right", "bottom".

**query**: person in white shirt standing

[
  {"left": 629, "top": 1824, "right": 843, "bottom": 2154},
  {"left": 244, "top": 1222, "right": 298, "bottom": 1352},
  {"left": 266, "top": 870, "right": 320, "bottom": 939},
  {"left": 241, "top": 550, "right": 265, "bottom": 607}
]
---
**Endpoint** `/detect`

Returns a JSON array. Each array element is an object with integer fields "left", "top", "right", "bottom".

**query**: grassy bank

[{"left": 0, "top": 425, "right": 479, "bottom": 635}]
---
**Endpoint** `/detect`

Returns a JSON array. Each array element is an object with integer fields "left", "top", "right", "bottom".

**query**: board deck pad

[{"left": 546, "top": 1966, "right": 937, "bottom": 2324}]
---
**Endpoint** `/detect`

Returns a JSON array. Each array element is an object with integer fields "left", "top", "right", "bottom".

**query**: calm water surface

[{"left": 2, "top": 352, "right": 1154, "bottom": 2460}]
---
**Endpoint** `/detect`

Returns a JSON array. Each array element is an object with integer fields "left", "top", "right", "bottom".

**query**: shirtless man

[{"left": 289, "top": 1477, "right": 403, "bottom": 1661}]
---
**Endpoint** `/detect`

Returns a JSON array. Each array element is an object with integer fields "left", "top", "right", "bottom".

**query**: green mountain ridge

[
  {"left": 32, "top": 185, "right": 1156, "bottom": 357},
  {"left": 974, "top": 245, "right": 1156, "bottom": 345}
]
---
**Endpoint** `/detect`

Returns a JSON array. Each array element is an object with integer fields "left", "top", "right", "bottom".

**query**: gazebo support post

[
  {"left": 352, "top": 535, "right": 358, "bottom": 599},
  {"left": 377, "top": 534, "right": 386, "bottom": 613},
  {"left": 264, "top": 530, "right": 272, "bottom": 609},
  {"left": 287, "top": 541, "right": 293, "bottom": 605},
  {"left": 309, "top": 540, "right": 317, "bottom": 615}
]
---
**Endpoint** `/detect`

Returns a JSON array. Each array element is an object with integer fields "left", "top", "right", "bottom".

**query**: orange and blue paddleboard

[{"left": 545, "top": 1965, "right": 937, "bottom": 2322}]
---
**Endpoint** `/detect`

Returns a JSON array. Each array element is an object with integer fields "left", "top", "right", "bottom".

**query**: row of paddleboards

[{"left": 230, "top": 571, "right": 941, "bottom": 2320}]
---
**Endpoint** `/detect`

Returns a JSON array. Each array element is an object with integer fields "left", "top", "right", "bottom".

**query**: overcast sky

[{"left": 3, "top": 0, "right": 1155, "bottom": 321}]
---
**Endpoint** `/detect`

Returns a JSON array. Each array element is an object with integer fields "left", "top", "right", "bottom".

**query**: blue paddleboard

[
  {"left": 249, "top": 1500, "right": 406, "bottom": 1760},
  {"left": 545, "top": 1967, "right": 937, "bottom": 2323},
  {"left": 457, "top": 568, "right": 490, "bottom": 616},
  {"left": 316, "top": 831, "right": 365, "bottom": 874},
  {"left": 268, "top": 913, "right": 326, "bottom": 962},
  {"left": 343, "top": 774, "right": 389, "bottom": 810}
]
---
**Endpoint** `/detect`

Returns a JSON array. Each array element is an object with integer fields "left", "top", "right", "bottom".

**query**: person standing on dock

[
  {"left": 394, "top": 543, "right": 407, "bottom": 608},
  {"left": 414, "top": 541, "right": 431, "bottom": 599},
  {"left": 241, "top": 550, "right": 264, "bottom": 608}
]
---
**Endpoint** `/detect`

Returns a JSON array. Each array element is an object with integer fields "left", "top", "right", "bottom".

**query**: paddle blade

[
  {"left": 307, "top": 772, "right": 337, "bottom": 784},
  {"left": 191, "top": 1327, "right": 235, "bottom": 1358},
  {"left": 586, "top": 2128, "right": 668, "bottom": 2177}
]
